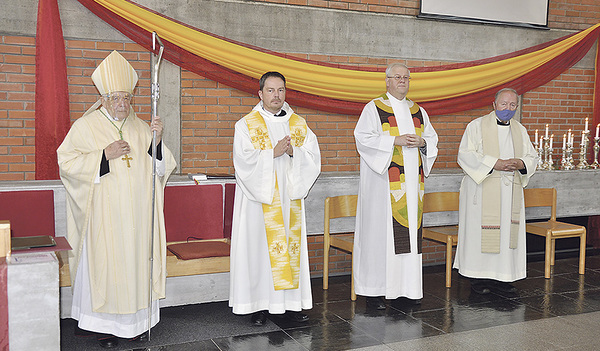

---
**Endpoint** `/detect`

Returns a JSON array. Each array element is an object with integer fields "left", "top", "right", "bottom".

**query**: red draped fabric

[
  {"left": 0, "top": 261, "right": 7, "bottom": 349},
  {"left": 35, "top": 0, "right": 71, "bottom": 180},
  {"left": 76, "top": 0, "right": 600, "bottom": 117}
]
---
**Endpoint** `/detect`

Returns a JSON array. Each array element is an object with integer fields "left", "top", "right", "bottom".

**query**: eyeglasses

[
  {"left": 386, "top": 75, "right": 411, "bottom": 81},
  {"left": 497, "top": 102, "right": 518, "bottom": 109},
  {"left": 104, "top": 93, "right": 132, "bottom": 103}
]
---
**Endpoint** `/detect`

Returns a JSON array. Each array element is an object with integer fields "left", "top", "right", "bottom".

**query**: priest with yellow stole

[
  {"left": 453, "top": 88, "right": 538, "bottom": 295},
  {"left": 230, "top": 72, "right": 321, "bottom": 326},
  {"left": 354, "top": 63, "right": 438, "bottom": 310},
  {"left": 57, "top": 50, "right": 176, "bottom": 348}
]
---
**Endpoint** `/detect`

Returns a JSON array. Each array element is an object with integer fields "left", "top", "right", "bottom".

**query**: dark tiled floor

[{"left": 60, "top": 254, "right": 600, "bottom": 350}]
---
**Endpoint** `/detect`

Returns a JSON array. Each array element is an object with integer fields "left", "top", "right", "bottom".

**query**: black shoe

[
  {"left": 366, "top": 296, "right": 386, "bottom": 310},
  {"left": 97, "top": 334, "right": 119, "bottom": 349},
  {"left": 74, "top": 326, "right": 95, "bottom": 338},
  {"left": 471, "top": 283, "right": 491, "bottom": 295},
  {"left": 284, "top": 311, "right": 309, "bottom": 323},
  {"left": 128, "top": 331, "right": 149, "bottom": 342},
  {"left": 251, "top": 311, "right": 267, "bottom": 326},
  {"left": 409, "top": 298, "right": 422, "bottom": 305},
  {"left": 492, "top": 281, "right": 517, "bottom": 294},
  {"left": 391, "top": 297, "right": 421, "bottom": 308}
]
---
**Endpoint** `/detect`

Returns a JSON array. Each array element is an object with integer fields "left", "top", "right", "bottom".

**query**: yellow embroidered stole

[
  {"left": 245, "top": 110, "right": 306, "bottom": 290},
  {"left": 375, "top": 95, "right": 425, "bottom": 254}
]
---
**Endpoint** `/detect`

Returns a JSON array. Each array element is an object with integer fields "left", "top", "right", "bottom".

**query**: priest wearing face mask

[{"left": 453, "top": 88, "right": 538, "bottom": 295}]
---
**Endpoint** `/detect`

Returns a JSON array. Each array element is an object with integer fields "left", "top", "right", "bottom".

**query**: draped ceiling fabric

[{"left": 76, "top": 0, "right": 600, "bottom": 119}]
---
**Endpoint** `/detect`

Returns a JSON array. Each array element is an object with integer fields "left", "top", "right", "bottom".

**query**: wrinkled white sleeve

[
  {"left": 354, "top": 101, "right": 396, "bottom": 175},
  {"left": 457, "top": 119, "right": 498, "bottom": 185},
  {"left": 420, "top": 107, "right": 439, "bottom": 177},
  {"left": 233, "top": 118, "right": 275, "bottom": 204},
  {"left": 288, "top": 126, "right": 321, "bottom": 200}
]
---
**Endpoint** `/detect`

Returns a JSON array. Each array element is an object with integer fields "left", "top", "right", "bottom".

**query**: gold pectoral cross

[{"left": 122, "top": 154, "right": 132, "bottom": 167}]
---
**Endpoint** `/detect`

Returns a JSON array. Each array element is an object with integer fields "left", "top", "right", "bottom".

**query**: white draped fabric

[
  {"left": 229, "top": 102, "right": 321, "bottom": 315},
  {"left": 353, "top": 94, "right": 438, "bottom": 299}
]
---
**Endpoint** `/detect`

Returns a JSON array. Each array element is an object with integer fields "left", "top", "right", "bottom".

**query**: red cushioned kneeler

[
  {"left": 167, "top": 241, "right": 230, "bottom": 260},
  {"left": 163, "top": 184, "right": 224, "bottom": 242},
  {"left": 0, "top": 190, "right": 55, "bottom": 238}
]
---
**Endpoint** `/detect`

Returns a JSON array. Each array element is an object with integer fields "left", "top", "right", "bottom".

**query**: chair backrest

[
  {"left": 0, "top": 190, "right": 55, "bottom": 237},
  {"left": 423, "top": 192, "right": 460, "bottom": 213},
  {"left": 164, "top": 184, "right": 225, "bottom": 241},
  {"left": 324, "top": 195, "right": 358, "bottom": 235},
  {"left": 523, "top": 187, "right": 557, "bottom": 221}
]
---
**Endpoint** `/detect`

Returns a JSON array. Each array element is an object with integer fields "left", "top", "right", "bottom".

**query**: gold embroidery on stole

[{"left": 245, "top": 111, "right": 306, "bottom": 290}]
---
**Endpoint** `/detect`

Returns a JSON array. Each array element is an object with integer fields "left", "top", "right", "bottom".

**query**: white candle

[
  {"left": 563, "top": 134, "right": 566, "bottom": 149},
  {"left": 535, "top": 129, "right": 538, "bottom": 146},
  {"left": 596, "top": 123, "right": 599, "bottom": 139},
  {"left": 568, "top": 129, "right": 572, "bottom": 146},
  {"left": 581, "top": 130, "right": 585, "bottom": 146},
  {"left": 571, "top": 133, "right": 574, "bottom": 147},
  {"left": 585, "top": 117, "right": 589, "bottom": 132},
  {"left": 545, "top": 124, "right": 549, "bottom": 139},
  {"left": 550, "top": 134, "right": 553, "bottom": 150}
]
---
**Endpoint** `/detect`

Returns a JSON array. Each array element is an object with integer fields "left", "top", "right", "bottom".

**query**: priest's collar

[
  {"left": 496, "top": 118, "right": 510, "bottom": 126},
  {"left": 386, "top": 92, "right": 406, "bottom": 104},
  {"left": 257, "top": 101, "right": 291, "bottom": 118}
]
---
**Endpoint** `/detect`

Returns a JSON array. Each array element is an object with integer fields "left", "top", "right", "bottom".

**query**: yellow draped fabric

[
  {"left": 84, "top": 1, "right": 600, "bottom": 103},
  {"left": 244, "top": 111, "right": 306, "bottom": 290}
]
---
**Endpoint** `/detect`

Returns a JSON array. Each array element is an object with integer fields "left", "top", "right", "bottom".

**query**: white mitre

[{"left": 84, "top": 50, "right": 138, "bottom": 115}]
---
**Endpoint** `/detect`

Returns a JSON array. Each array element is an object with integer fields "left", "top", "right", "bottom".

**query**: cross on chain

[{"left": 122, "top": 154, "right": 132, "bottom": 167}]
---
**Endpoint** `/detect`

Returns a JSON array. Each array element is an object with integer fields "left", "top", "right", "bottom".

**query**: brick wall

[
  {"left": 0, "top": 36, "right": 36, "bottom": 181},
  {"left": 2, "top": 43, "right": 595, "bottom": 180},
  {"left": 549, "top": 0, "right": 600, "bottom": 30}
]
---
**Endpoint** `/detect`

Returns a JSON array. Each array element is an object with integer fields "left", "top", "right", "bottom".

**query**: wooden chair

[
  {"left": 524, "top": 187, "right": 586, "bottom": 279},
  {"left": 323, "top": 195, "right": 358, "bottom": 301},
  {"left": 422, "top": 191, "right": 460, "bottom": 288}
]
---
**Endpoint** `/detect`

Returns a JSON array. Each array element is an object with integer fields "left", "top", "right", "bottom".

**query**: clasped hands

[
  {"left": 273, "top": 135, "right": 294, "bottom": 158},
  {"left": 104, "top": 115, "right": 164, "bottom": 160},
  {"left": 494, "top": 158, "right": 524, "bottom": 172},
  {"left": 394, "top": 134, "right": 425, "bottom": 148}
]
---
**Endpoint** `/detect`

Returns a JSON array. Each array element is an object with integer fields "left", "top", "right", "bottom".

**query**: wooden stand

[{"left": 0, "top": 220, "right": 10, "bottom": 258}]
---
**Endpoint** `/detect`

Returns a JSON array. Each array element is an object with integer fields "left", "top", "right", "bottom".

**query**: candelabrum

[
  {"left": 547, "top": 143, "right": 555, "bottom": 170},
  {"left": 562, "top": 141, "right": 575, "bottom": 170},
  {"left": 536, "top": 139, "right": 545, "bottom": 170},
  {"left": 577, "top": 130, "right": 590, "bottom": 169},
  {"left": 539, "top": 136, "right": 554, "bottom": 170},
  {"left": 590, "top": 137, "right": 600, "bottom": 169}
]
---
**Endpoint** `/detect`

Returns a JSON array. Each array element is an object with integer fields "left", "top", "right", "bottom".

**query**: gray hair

[
  {"left": 495, "top": 88, "right": 519, "bottom": 103},
  {"left": 385, "top": 63, "right": 410, "bottom": 77}
]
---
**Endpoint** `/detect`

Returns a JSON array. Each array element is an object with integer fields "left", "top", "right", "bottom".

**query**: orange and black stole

[{"left": 375, "top": 95, "right": 425, "bottom": 255}]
